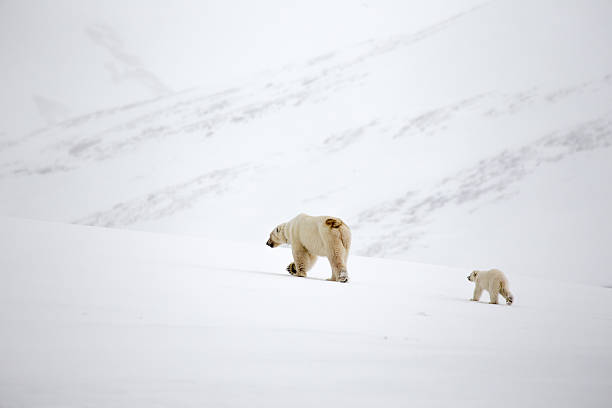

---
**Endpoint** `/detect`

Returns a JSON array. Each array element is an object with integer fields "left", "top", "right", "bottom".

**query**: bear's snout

[
  {"left": 467, "top": 275, "right": 471, "bottom": 281},
  {"left": 266, "top": 239, "right": 273, "bottom": 247}
]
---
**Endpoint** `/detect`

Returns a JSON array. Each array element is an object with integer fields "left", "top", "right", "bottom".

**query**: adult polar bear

[{"left": 266, "top": 213, "right": 351, "bottom": 282}]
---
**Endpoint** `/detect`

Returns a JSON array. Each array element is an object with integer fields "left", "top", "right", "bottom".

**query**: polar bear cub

[
  {"left": 266, "top": 213, "right": 351, "bottom": 282},
  {"left": 467, "top": 269, "right": 514, "bottom": 305}
]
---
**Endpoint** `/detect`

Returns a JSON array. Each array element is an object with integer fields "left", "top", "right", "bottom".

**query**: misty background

[{"left": 1, "top": 0, "right": 611, "bottom": 286}]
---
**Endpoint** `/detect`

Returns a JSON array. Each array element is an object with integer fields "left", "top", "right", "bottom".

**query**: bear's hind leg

[
  {"left": 501, "top": 288, "right": 513, "bottom": 305},
  {"left": 327, "top": 246, "right": 348, "bottom": 283},
  {"left": 499, "top": 284, "right": 514, "bottom": 305}
]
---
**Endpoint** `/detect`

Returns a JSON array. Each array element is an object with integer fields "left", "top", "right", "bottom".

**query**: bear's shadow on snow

[
  {"left": 226, "top": 267, "right": 331, "bottom": 282},
  {"left": 181, "top": 264, "right": 332, "bottom": 282},
  {"left": 147, "top": 261, "right": 336, "bottom": 282}
]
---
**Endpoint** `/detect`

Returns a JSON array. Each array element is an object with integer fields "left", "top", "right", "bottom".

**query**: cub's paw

[
  {"left": 337, "top": 270, "right": 348, "bottom": 283},
  {"left": 506, "top": 296, "right": 514, "bottom": 305},
  {"left": 286, "top": 263, "right": 297, "bottom": 276}
]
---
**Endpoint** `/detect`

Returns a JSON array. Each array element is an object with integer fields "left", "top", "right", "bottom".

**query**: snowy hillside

[
  {"left": 1, "top": 0, "right": 611, "bottom": 288},
  {"left": 1, "top": 216, "right": 611, "bottom": 407},
  {"left": 0, "top": 0, "right": 482, "bottom": 137},
  {"left": 3, "top": 2, "right": 612, "bottom": 406}
]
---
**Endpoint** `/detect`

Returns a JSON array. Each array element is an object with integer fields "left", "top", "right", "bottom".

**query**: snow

[
  {"left": 0, "top": 0, "right": 483, "bottom": 137},
  {"left": 2, "top": 0, "right": 612, "bottom": 285},
  {"left": 1, "top": 1, "right": 612, "bottom": 405},
  {"left": 1, "top": 216, "right": 611, "bottom": 407}
]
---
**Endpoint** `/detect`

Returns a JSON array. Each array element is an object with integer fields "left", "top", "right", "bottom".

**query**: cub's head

[
  {"left": 467, "top": 270, "right": 479, "bottom": 282},
  {"left": 266, "top": 224, "right": 287, "bottom": 248}
]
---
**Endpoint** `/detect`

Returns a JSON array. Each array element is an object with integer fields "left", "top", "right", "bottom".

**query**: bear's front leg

[
  {"left": 286, "top": 263, "right": 298, "bottom": 276},
  {"left": 471, "top": 286, "right": 483, "bottom": 301},
  {"left": 291, "top": 246, "right": 317, "bottom": 278}
]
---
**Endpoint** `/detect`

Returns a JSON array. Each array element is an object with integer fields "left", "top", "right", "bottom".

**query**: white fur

[
  {"left": 266, "top": 213, "right": 351, "bottom": 282},
  {"left": 468, "top": 269, "right": 514, "bottom": 305}
]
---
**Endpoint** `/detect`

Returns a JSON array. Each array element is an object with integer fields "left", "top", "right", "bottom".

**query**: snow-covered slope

[
  {"left": 1, "top": 0, "right": 612, "bottom": 286},
  {"left": 1, "top": 216, "right": 611, "bottom": 407},
  {"left": 0, "top": 0, "right": 482, "bottom": 137}
]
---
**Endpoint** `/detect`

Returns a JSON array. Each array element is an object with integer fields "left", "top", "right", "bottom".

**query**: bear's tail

[
  {"left": 499, "top": 281, "right": 514, "bottom": 305},
  {"left": 325, "top": 218, "right": 343, "bottom": 228}
]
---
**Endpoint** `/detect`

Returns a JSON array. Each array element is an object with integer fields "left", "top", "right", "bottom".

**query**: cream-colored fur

[
  {"left": 266, "top": 213, "right": 351, "bottom": 282},
  {"left": 468, "top": 269, "right": 514, "bottom": 305}
]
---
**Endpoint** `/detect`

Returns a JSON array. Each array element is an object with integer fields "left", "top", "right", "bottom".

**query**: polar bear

[
  {"left": 266, "top": 213, "right": 351, "bottom": 282},
  {"left": 467, "top": 269, "right": 514, "bottom": 305}
]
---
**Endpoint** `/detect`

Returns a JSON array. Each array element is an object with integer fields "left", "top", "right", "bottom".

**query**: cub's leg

[
  {"left": 489, "top": 286, "right": 500, "bottom": 304},
  {"left": 471, "top": 285, "right": 483, "bottom": 301},
  {"left": 289, "top": 246, "right": 317, "bottom": 278},
  {"left": 500, "top": 286, "right": 514, "bottom": 305},
  {"left": 327, "top": 245, "right": 348, "bottom": 282}
]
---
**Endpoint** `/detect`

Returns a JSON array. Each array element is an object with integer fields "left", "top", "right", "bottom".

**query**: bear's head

[
  {"left": 266, "top": 223, "right": 287, "bottom": 248},
  {"left": 467, "top": 270, "right": 479, "bottom": 282}
]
